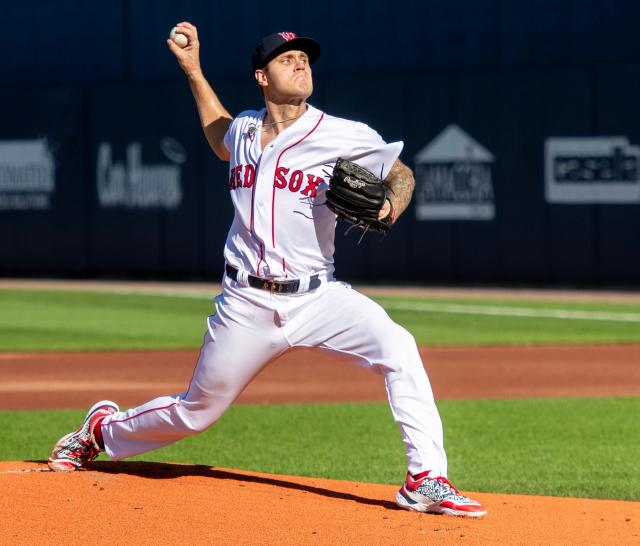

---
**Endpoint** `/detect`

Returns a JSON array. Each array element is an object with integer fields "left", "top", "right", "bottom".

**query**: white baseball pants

[{"left": 101, "top": 276, "right": 447, "bottom": 477}]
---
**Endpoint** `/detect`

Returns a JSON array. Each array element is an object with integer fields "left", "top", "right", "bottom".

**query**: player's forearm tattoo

[{"left": 384, "top": 159, "right": 415, "bottom": 219}]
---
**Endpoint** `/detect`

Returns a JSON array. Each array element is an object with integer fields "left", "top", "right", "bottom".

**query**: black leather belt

[{"left": 225, "top": 264, "right": 321, "bottom": 294}]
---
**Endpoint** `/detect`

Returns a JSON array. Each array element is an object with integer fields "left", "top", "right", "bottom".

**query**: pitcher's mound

[{"left": 1, "top": 461, "right": 638, "bottom": 545}]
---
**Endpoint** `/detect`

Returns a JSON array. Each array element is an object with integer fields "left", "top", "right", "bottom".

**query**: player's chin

[{"left": 295, "top": 80, "right": 313, "bottom": 98}]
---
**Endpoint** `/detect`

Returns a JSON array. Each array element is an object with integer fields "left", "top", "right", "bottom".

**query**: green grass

[
  {"left": 2, "top": 398, "right": 638, "bottom": 501},
  {"left": 376, "top": 296, "right": 640, "bottom": 346},
  {"left": 1, "top": 288, "right": 640, "bottom": 351},
  {"left": 0, "top": 289, "right": 214, "bottom": 351}
]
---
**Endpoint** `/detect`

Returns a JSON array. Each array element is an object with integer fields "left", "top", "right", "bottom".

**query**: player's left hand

[
  {"left": 378, "top": 199, "right": 392, "bottom": 220},
  {"left": 326, "top": 158, "right": 394, "bottom": 237}
]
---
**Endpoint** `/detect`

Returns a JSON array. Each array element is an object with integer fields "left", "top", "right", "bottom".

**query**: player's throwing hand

[{"left": 167, "top": 21, "right": 202, "bottom": 78}]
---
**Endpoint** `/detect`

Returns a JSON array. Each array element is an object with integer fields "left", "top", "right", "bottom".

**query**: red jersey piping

[{"left": 271, "top": 113, "right": 325, "bottom": 253}]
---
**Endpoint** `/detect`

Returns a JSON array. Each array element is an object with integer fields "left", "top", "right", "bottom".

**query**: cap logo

[{"left": 278, "top": 32, "right": 297, "bottom": 41}]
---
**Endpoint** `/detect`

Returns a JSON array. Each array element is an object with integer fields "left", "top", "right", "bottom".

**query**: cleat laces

[{"left": 416, "top": 476, "right": 475, "bottom": 505}]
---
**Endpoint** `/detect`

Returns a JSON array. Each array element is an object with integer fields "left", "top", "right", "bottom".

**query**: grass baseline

[
  {"left": 1, "top": 397, "right": 637, "bottom": 502},
  {"left": 1, "top": 288, "right": 640, "bottom": 351}
]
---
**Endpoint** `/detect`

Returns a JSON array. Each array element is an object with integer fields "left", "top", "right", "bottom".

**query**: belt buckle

[{"left": 263, "top": 280, "right": 282, "bottom": 293}]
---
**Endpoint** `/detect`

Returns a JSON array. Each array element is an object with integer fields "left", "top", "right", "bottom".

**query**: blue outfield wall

[
  {"left": 5, "top": 1, "right": 640, "bottom": 82},
  {"left": 1, "top": 0, "right": 640, "bottom": 285}
]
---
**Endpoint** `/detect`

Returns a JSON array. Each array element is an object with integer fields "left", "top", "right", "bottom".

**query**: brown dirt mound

[
  {"left": 1, "top": 461, "right": 638, "bottom": 545},
  {"left": 1, "top": 344, "right": 639, "bottom": 410}
]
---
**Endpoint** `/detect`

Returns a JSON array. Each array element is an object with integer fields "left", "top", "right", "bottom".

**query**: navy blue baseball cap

[{"left": 252, "top": 32, "right": 321, "bottom": 70}]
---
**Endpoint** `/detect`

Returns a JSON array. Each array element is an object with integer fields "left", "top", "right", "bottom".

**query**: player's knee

[
  {"left": 178, "top": 395, "right": 232, "bottom": 433},
  {"left": 395, "top": 324, "right": 417, "bottom": 347},
  {"left": 188, "top": 416, "right": 217, "bottom": 433},
  {"left": 376, "top": 324, "right": 421, "bottom": 373},
  {"left": 387, "top": 324, "right": 418, "bottom": 356}
]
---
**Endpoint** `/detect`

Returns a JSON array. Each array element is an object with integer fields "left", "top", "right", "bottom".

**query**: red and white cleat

[
  {"left": 396, "top": 471, "right": 487, "bottom": 518},
  {"left": 48, "top": 400, "right": 119, "bottom": 472}
]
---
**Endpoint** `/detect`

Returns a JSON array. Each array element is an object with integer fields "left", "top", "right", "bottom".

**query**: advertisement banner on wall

[
  {"left": 96, "top": 138, "right": 185, "bottom": 209},
  {"left": 545, "top": 137, "right": 640, "bottom": 204},
  {"left": 0, "top": 138, "right": 56, "bottom": 210},
  {"left": 414, "top": 124, "right": 495, "bottom": 221}
]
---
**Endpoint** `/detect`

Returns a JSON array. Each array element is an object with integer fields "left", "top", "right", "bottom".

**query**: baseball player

[{"left": 48, "top": 24, "right": 486, "bottom": 519}]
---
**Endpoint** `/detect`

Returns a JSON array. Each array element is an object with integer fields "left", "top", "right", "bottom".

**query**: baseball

[{"left": 169, "top": 27, "right": 188, "bottom": 48}]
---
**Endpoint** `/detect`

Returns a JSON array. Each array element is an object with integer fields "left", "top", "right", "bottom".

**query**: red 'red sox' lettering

[
  {"left": 302, "top": 173, "right": 322, "bottom": 197},
  {"left": 289, "top": 170, "right": 303, "bottom": 192},
  {"left": 230, "top": 164, "right": 323, "bottom": 197},
  {"left": 274, "top": 166, "right": 289, "bottom": 189},
  {"left": 228, "top": 165, "right": 243, "bottom": 189},
  {"left": 276, "top": 166, "right": 323, "bottom": 196},
  {"left": 243, "top": 165, "right": 255, "bottom": 188},
  {"left": 229, "top": 164, "right": 255, "bottom": 189}
]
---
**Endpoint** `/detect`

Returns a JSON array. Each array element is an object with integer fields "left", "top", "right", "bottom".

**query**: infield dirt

[
  {"left": 1, "top": 461, "right": 639, "bottom": 545},
  {"left": 1, "top": 344, "right": 640, "bottom": 409}
]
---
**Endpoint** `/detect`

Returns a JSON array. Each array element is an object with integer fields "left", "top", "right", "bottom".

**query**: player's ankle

[{"left": 92, "top": 417, "right": 106, "bottom": 449}]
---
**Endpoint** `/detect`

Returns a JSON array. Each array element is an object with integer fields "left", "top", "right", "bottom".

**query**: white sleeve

[
  {"left": 223, "top": 109, "right": 259, "bottom": 152},
  {"left": 223, "top": 118, "right": 238, "bottom": 152},
  {"left": 341, "top": 122, "right": 404, "bottom": 179}
]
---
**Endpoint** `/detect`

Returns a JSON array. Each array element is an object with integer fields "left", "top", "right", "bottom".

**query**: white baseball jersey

[{"left": 222, "top": 104, "right": 403, "bottom": 280}]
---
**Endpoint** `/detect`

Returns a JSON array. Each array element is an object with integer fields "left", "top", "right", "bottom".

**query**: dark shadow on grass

[{"left": 30, "top": 459, "right": 400, "bottom": 511}]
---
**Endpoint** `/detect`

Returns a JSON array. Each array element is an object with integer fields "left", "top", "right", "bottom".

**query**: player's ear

[{"left": 255, "top": 68, "right": 268, "bottom": 88}]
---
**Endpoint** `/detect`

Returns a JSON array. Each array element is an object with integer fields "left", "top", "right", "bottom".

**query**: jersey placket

[{"left": 252, "top": 141, "right": 280, "bottom": 278}]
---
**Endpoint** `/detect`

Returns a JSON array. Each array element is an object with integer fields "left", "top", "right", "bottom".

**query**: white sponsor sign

[
  {"left": 97, "top": 140, "right": 185, "bottom": 209},
  {"left": 0, "top": 139, "right": 56, "bottom": 210},
  {"left": 545, "top": 137, "right": 640, "bottom": 204},
  {"left": 414, "top": 125, "right": 495, "bottom": 221}
]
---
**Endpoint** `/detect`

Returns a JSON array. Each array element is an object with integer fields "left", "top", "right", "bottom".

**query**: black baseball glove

[{"left": 325, "top": 158, "right": 393, "bottom": 235}]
